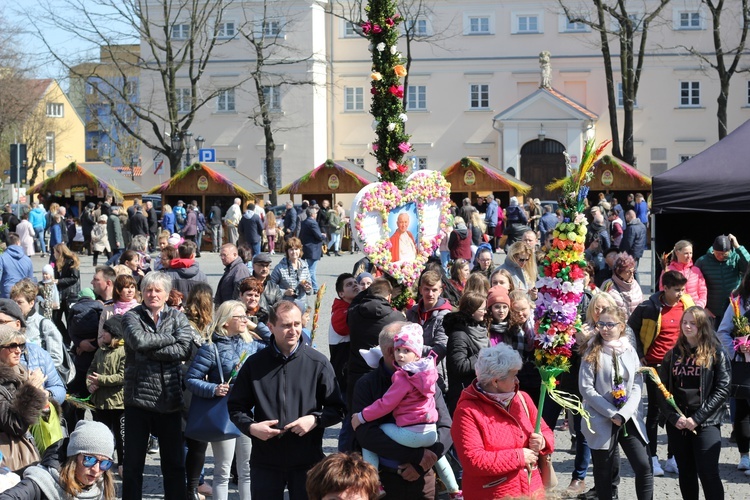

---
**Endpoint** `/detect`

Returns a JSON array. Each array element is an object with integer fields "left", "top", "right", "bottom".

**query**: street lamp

[
  {"left": 195, "top": 135, "right": 205, "bottom": 151},
  {"left": 170, "top": 131, "right": 202, "bottom": 170},
  {"left": 130, "top": 155, "right": 138, "bottom": 181}
]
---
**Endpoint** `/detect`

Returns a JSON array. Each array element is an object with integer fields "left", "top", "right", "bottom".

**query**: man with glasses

[
  {"left": 628, "top": 270, "right": 693, "bottom": 477},
  {"left": 696, "top": 234, "right": 750, "bottom": 328}
]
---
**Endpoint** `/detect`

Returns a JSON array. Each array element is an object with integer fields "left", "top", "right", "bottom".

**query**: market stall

[
  {"left": 442, "top": 157, "right": 531, "bottom": 208},
  {"left": 27, "top": 161, "right": 143, "bottom": 216},
  {"left": 587, "top": 155, "right": 652, "bottom": 206}
]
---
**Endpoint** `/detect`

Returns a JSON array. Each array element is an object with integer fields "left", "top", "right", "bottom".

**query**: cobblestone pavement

[{"left": 40, "top": 248, "right": 750, "bottom": 498}]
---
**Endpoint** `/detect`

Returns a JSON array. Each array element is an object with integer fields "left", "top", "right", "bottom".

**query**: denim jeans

[
  {"left": 211, "top": 225, "right": 223, "bottom": 251},
  {"left": 328, "top": 233, "right": 341, "bottom": 252},
  {"left": 34, "top": 226, "right": 46, "bottom": 254},
  {"left": 667, "top": 424, "right": 724, "bottom": 500},
  {"left": 305, "top": 258, "right": 319, "bottom": 292}
]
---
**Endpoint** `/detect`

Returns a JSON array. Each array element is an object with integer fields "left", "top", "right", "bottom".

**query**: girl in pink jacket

[
  {"left": 659, "top": 240, "right": 708, "bottom": 308},
  {"left": 352, "top": 323, "right": 462, "bottom": 499}
]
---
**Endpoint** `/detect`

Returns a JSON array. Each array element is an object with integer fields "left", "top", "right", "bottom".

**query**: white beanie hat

[{"left": 67, "top": 421, "right": 115, "bottom": 459}]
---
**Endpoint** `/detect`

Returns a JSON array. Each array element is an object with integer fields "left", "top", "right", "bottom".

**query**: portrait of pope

[{"left": 389, "top": 211, "right": 417, "bottom": 262}]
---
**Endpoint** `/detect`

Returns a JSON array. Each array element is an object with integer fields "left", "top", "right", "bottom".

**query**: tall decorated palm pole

[
  {"left": 350, "top": 0, "right": 451, "bottom": 296},
  {"left": 531, "top": 139, "right": 612, "bottom": 434}
]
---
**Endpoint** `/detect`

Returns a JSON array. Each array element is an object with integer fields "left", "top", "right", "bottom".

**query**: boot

[{"left": 188, "top": 488, "right": 203, "bottom": 500}]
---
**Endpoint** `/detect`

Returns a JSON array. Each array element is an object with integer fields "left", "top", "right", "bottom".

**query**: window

[
  {"left": 406, "top": 85, "right": 427, "bottom": 110},
  {"left": 85, "top": 82, "right": 95, "bottom": 95},
  {"left": 344, "top": 87, "right": 364, "bottom": 112},
  {"left": 651, "top": 148, "right": 667, "bottom": 161},
  {"left": 217, "top": 21, "right": 236, "bottom": 38},
  {"left": 560, "top": 14, "right": 589, "bottom": 32},
  {"left": 516, "top": 15, "right": 539, "bottom": 33},
  {"left": 219, "top": 158, "right": 237, "bottom": 168},
  {"left": 405, "top": 19, "right": 429, "bottom": 36},
  {"left": 467, "top": 16, "right": 490, "bottom": 34},
  {"left": 616, "top": 83, "right": 637, "bottom": 107},
  {"left": 679, "top": 154, "right": 693, "bottom": 163},
  {"left": 262, "top": 86, "right": 281, "bottom": 112},
  {"left": 346, "top": 157, "right": 365, "bottom": 167},
  {"left": 176, "top": 88, "right": 191, "bottom": 113},
  {"left": 90, "top": 136, "right": 99, "bottom": 151},
  {"left": 343, "top": 21, "right": 358, "bottom": 37},
  {"left": 46, "top": 103, "right": 64, "bottom": 118},
  {"left": 217, "top": 88, "right": 235, "bottom": 112},
  {"left": 264, "top": 20, "right": 282, "bottom": 37},
  {"left": 469, "top": 84, "right": 489, "bottom": 110},
  {"left": 172, "top": 24, "right": 190, "bottom": 40},
  {"left": 676, "top": 11, "right": 702, "bottom": 30},
  {"left": 680, "top": 81, "right": 700, "bottom": 107},
  {"left": 612, "top": 14, "right": 643, "bottom": 32},
  {"left": 46, "top": 132, "right": 55, "bottom": 163},
  {"left": 124, "top": 81, "right": 137, "bottom": 96},
  {"left": 261, "top": 158, "right": 282, "bottom": 190},
  {"left": 413, "top": 157, "right": 428, "bottom": 170}
]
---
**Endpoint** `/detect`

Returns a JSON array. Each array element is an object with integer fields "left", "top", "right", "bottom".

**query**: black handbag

[
  {"left": 184, "top": 344, "right": 242, "bottom": 442},
  {"left": 730, "top": 351, "right": 750, "bottom": 399}
]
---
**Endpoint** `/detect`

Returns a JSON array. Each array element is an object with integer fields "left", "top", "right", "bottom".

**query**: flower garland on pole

[
  {"left": 531, "top": 138, "right": 612, "bottom": 434},
  {"left": 363, "top": 0, "right": 412, "bottom": 188}
]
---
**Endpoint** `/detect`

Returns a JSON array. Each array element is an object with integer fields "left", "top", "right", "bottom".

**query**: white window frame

[
  {"left": 406, "top": 85, "right": 427, "bottom": 111},
  {"left": 404, "top": 18, "right": 430, "bottom": 37},
  {"left": 219, "top": 158, "right": 237, "bottom": 168},
  {"left": 346, "top": 157, "right": 365, "bottom": 167},
  {"left": 469, "top": 84, "right": 490, "bottom": 110},
  {"left": 262, "top": 85, "right": 282, "bottom": 112},
  {"left": 464, "top": 13, "right": 494, "bottom": 35},
  {"left": 679, "top": 81, "right": 701, "bottom": 107},
  {"left": 217, "top": 88, "right": 236, "bottom": 112},
  {"left": 611, "top": 13, "right": 644, "bottom": 32},
  {"left": 261, "top": 158, "right": 282, "bottom": 190},
  {"left": 46, "top": 132, "right": 55, "bottom": 163},
  {"left": 176, "top": 88, "right": 191, "bottom": 113},
  {"left": 46, "top": 103, "right": 64, "bottom": 118},
  {"left": 674, "top": 10, "right": 703, "bottom": 30},
  {"left": 263, "top": 19, "right": 283, "bottom": 37},
  {"left": 344, "top": 87, "right": 364, "bottom": 112},
  {"left": 616, "top": 83, "right": 638, "bottom": 108},
  {"left": 171, "top": 24, "right": 190, "bottom": 40},
  {"left": 512, "top": 12, "right": 543, "bottom": 34},
  {"left": 679, "top": 154, "right": 693, "bottom": 163},
  {"left": 217, "top": 21, "right": 237, "bottom": 39},
  {"left": 341, "top": 20, "right": 359, "bottom": 38},
  {"left": 413, "top": 157, "right": 428, "bottom": 170},
  {"left": 559, "top": 14, "right": 589, "bottom": 33}
]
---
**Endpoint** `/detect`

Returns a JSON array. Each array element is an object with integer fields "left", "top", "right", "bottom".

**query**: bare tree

[
  {"left": 559, "top": 0, "right": 671, "bottom": 165},
  {"left": 239, "top": 1, "right": 318, "bottom": 205},
  {"left": 0, "top": 12, "right": 36, "bottom": 149},
  {"left": 677, "top": 1, "right": 750, "bottom": 139},
  {"left": 29, "top": 0, "right": 249, "bottom": 176},
  {"left": 22, "top": 92, "right": 73, "bottom": 186}
]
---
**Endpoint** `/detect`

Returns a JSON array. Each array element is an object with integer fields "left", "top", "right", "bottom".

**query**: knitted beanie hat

[
  {"left": 67, "top": 421, "right": 115, "bottom": 459},
  {"left": 393, "top": 323, "right": 424, "bottom": 357},
  {"left": 487, "top": 285, "right": 511, "bottom": 309},
  {"left": 42, "top": 265, "right": 54, "bottom": 277}
]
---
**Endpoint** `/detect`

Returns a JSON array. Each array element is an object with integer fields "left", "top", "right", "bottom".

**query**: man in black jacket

[
  {"left": 346, "top": 278, "right": 404, "bottom": 409},
  {"left": 251, "top": 252, "right": 283, "bottom": 314},
  {"left": 129, "top": 205, "right": 149, "bottom": 238},
  {"left": 146, "top": 200, "right": 159, "bottom": 252},
  {"left": 352, "top": 320, "right": 453, "bottom": 499},
  {"left": 299, "top": 207, "right": 325, "bottom": 293},
  {"left": 215, "top": 243, "right": 251, "bottom": 306},
  {"left": 228, "top": 300, "right": 345, "bottom": 500},
  {"left": 283, "top": 200, "right": 298, "bottom": 241}
]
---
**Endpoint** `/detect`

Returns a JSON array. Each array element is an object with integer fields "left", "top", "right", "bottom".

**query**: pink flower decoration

[
  {"left": 398, "top": 142, "right": 411, "bottom": 153},
  {"left": 386, "top": 18, "right": 394, "bottom": 27},
  {"left": 372, "top": 143, "right": 379, "bottom": 151},
  {"left": 372, "top": 25, "right": 382, "bottom": 34},
  {"left": 389, "top": 85, "right": 404, "bottom": 98},
  {"left": 371, "top": 87, "right": 378, "bottom": 95},
  {"left": 361, "top": 22, "right": 372, "bottom": 34},
  {"left": 388, "top": 160, "right": 399, "bottom": 171}
]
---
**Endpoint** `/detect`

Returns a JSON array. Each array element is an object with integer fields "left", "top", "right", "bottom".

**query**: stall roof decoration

[
  {"left": 444, "top": 157, "right": 532, "bottom": 194},
  {"left": 28, "top": 161, "right": 144, "bottom": 201},
  {"left": 592, "top": 155, "right": 652, "bottom": 186},
  {"left": 147, "top": 162, "right": 270, "bottom": 198},
  {"left": 278, "top": 159, "right": 379, "bottom": 194}
]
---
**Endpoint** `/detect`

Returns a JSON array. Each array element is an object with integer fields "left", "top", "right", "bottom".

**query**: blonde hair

[
  {"left": 59, "top": 457, "right": 116, "bottom": 499},
  {"left": 585, "top": 292, "right": 618, "bottom": 325},
  {"left": 265, "top": 211, "right": 277, "bottom": 229},
  {"left": 209, "top": 301, "right": 252, "bottom": 342},
  {"left": 583, "top": 306, "right": 628, "bottom": 370},
  {"left": 471, "top": 211, "right": 486, "bottom": 233},
  {"left": 508, "top": 241, "right": 537, "bottom": 287}
]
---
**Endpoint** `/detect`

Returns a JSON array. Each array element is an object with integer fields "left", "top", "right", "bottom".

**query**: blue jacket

[
  {"left": 485, "top": 200, "right": 498, "bottom": 227},
  {"left": 0, "top": 245, "right": 34, "bottom": 298},
  {"left": 28, "top": 207, "right": 47, "bottom": 230},
  {"left": 299, "top": 217, "right": 325, "bottom": 261},
  {"left": 619, "top": 218, "right": 646, "bottom": 259},
  {"left": 185, "top": 333, "right": 266, "bottom": 398},
  {"left": 162, "top": 212, "right": 175, "bottom": 234},
  {"left": 635, "top": 200, "right": 649, "bottom": 224},
  {"left": 538, "top": 212, "right": 558, "bottom": 237},
  {"left": 283, "top": 207, "right": 298, "bottom": 236},
  {"left": 22, "top": 343, "right": 66, "bottom": 404},
  {"left": 49, "top": 224, "right": 62, "bottom": 249}
]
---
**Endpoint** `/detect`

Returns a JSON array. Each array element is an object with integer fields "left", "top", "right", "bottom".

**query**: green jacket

[
  {"left": 87, "top": 344, "right": 125, "bottom": 410},
  {"left": 695, "top": 246, "right": 750, "bottom": 318}
]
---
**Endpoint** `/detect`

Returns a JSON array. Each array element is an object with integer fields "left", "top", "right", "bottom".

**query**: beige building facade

[{"left": 132, "top": 0, "right": 750, "bottom": 199}]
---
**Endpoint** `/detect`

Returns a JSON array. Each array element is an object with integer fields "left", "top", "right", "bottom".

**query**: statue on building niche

[{"left": 539, "top": 51, "right": 552, "bottom": 89}]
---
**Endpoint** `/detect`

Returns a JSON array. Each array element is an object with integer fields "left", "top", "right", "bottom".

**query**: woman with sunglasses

[
  {"left": 185, "top": 301, "right": 266, "bottom": 500},
  {"left": 3, "top": 420, "right": 117, "bottom": 499},
  {"left": 496, "top": 241, "right": 538, "bottom": 300},
  {"left": 579, "top": 305, "right": 653, "bottom": 500},
  {"left": 600, "top": 252, "right": 643, "bottom": 318},
  {"left": 0, "top": 325, "right": 48, "bottom": 472}
]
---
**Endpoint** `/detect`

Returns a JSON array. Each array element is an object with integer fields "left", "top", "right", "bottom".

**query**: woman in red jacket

[{"left": 451, "top": 343, "right": 554, "bottom": 499}]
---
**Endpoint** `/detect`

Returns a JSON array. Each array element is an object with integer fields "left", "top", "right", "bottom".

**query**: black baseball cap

[{"left": 713, "top": 235, "right": 732, "bottom": 252}]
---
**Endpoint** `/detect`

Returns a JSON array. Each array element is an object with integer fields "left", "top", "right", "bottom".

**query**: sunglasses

[
  {"left": 82, "top": 455, "right": 114, "bottom": 471},
  {"left": 516, "top": 257, "right": 529, "bottom": 263},
  {"left": 596, "top": 321, "right": 620, "bottom": 330},
  {"left": 1, "top": 343, "right": 25, "bottom": 351}
]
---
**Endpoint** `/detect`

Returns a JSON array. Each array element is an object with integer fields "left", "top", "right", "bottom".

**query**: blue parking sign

[{"left": 199, "top": 149, "right": 216, "bottom": 162}]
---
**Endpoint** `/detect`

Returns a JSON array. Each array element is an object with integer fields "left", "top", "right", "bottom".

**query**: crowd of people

[{"left": 0, "top": 188, "right": 747, "bottom": 500}]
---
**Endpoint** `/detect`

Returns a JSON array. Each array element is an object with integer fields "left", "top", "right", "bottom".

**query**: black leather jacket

[{"left": 659, "top": 347, "right": 731, "bottom": 428}]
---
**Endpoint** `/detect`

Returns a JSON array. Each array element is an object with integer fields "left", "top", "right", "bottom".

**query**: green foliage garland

[{"left": 363, "top": 0, "right": 412, "bottom": 188}]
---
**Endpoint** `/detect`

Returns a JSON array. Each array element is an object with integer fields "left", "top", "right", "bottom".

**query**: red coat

[{"left": 451, "top": 381, "right": 555, "bottom": 500}]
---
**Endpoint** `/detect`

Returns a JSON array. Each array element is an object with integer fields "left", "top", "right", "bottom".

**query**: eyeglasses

[
  {"left": 232, "top": 316, "right": 249, "bottom": 322},
  {"left": 595, "top": 321, "right": 620, "bottom": 330},
  {"left": 81, "top": 455, "right": 113, "bottom": 471},
  {"left": 1, "top": 343, "right": 25, "bottom": 351},
  {"left": 516, "top": 257, "right": 529, "bottom": 263}
]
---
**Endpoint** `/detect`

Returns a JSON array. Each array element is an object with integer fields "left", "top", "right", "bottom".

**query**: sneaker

[
  {"left": 147, "top": 436, "right": 159, "bottom": 454},
  {"left": 448, "top": 491, "right": 464, "bottom": 500},
  {"left": 652, "top": 456, "right": 664, "bottom": 476},
  {"left": 738, "top": 454, "right": 750, "bottom": 470},
  {"left": 566, "top": 479, "right": 586, "bottom": 496},
  {"left": 663, "top": 456, "right": 679, "bottom": 474}
]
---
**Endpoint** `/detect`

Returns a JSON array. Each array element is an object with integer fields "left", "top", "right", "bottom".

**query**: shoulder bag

[
  {"left": 184, "top": 344, "right": 242, "bottom": 442},
  {"left": 517, "top": 392, "right": 558, "bottom": 490},
  {"left": 0, "top": 387, "right": 40, "bottom": 472},
  {"left": 39, "top": 319, "right": 75, "bottom": 385}
]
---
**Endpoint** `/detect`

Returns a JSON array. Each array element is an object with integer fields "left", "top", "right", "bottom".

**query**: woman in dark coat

[{"left": 52, "top": 244, "right": 80, "bottom": 341}]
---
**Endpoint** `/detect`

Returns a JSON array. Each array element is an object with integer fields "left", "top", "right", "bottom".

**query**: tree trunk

[
  {"left": 169, "top": 149, "right": 183, "bottom": 177},
  {"left": 621, "top": 28, "right": 636, "bottom": 165},
  {"left": 717, "top": 77, "right": 730, "bottom": 139},
  {"left": 594, "top": 0, "right": 622, "bottom": 160},
  {"left": 263, "top": 117, "right": 277, "bottom": 206}
]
